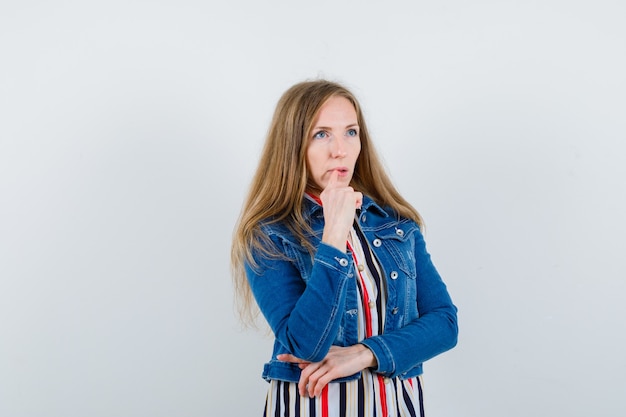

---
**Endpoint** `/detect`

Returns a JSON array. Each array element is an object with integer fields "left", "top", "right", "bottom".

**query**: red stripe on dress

[
  {"left": 321, "top": 385, "right": 329, "bottom": 417},
  {"left": 378, "top": 376, "right": 388, "bottom": 417}
]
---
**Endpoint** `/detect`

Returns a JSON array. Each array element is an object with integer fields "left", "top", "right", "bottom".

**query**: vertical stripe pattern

[
  {"left": 264, "top": 374, "right": 424, "bottom": 417},
  {"left": 262, "top": 219, "right": 425, "bottom": 417}
]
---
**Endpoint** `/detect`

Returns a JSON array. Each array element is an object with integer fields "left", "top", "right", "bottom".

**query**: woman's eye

[
  {"left": 347, "top": 129, "right": 358, "bottom": 137},
  {"left": 313, "top": 131, "right": 328, "bottom": 139}
]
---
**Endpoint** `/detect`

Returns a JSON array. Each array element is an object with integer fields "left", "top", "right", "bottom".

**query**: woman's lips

[{"left": 331, "top": 167, "right": 349, "bottom": 176}]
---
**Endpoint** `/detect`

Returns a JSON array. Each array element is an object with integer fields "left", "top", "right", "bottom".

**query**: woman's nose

[{"left": 330, "top": 137, "right": 347, "bottom": 158}]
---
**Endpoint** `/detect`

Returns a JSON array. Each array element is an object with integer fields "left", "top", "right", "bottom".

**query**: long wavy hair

[{"left": 231, "top": 80, "right": 423, "bottom": 325}]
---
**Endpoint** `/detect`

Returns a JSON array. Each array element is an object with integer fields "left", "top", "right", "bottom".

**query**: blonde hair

[{"left": 231, "top": 80, "right": 423, "bottom": 324}]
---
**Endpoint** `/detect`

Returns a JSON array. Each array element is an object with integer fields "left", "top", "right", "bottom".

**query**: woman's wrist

[
  {"left": 357, "top": 343, "right": 378, "bottom": 369},
  {"left": 321, "top": 230, "right": 348, "bottom": 252}
]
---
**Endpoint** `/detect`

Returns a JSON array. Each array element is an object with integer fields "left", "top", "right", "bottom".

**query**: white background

[{"left": 1, "top": 1, "right": 625, "bottom": 416}]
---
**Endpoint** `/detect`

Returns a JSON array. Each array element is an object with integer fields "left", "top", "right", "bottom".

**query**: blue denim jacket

[{"left": 245, "top": 196, "right": 458, "bottom": 383}]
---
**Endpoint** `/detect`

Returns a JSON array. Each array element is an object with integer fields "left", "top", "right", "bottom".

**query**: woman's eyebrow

[{"left": 312, "top": 122, "right": 359, "bottom": 130}]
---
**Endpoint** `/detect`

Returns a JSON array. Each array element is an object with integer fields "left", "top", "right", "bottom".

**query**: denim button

[
  {"left": 339, "top": 258, "right": 348, "bottom": 267},
  {"left": 390, "top": 271, "right": 398, "bottom": 280},
  {"left": 396, "top": 229, "right": 404, "bottom": 237},
  {"left": 372, "top": 238, "right": 382, "bottom": 247},
  {"left": 361, "top": 214, "right": 367, "bottom": 223},
  {"left": 391, "top": 307, "right": 399, "bottom": 314}
]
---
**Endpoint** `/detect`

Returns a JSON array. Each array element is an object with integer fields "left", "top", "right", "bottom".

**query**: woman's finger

[
  {"left": 324, "top": 169, "right": 340, "bottom": 190},
  {"left": 276, "top": 353, "right": 308, "bottom": 364},
  {"left": 298, "top": 361, "right": 323, "bottom": 397},
  {"left": 355, "top": 191, "right": 363, "bottom": 209},
  {"left": 307, "top": 364, "right": 342, "bottom": 397},
  {"left": 310, "top": 370, "right": 335, "bottom": 397}
]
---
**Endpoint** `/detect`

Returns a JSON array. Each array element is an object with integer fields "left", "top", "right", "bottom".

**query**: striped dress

[{"left": 263, "top": 222, "right": 425, "bottom": 417}]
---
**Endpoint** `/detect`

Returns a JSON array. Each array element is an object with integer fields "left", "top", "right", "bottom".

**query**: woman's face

[{"left": 306, "top": 96, "right": 361, "bottom": 194}]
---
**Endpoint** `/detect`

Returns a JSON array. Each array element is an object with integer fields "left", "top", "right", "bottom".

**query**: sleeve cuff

[{"left": 360, "top": 336, "right": 396, "bottom": 376}]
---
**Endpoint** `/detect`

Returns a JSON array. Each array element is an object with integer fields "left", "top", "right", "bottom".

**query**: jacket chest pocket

[
  {"left": 282, "top": 239, "right": 313, "bottom": 283},
  {"left": 374, "top": 225, "right": 418, "bottom": 279}
]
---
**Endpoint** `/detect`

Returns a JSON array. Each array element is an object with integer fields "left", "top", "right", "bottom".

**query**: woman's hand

[
  {"left": 277, "top": 344, "right": 377, "bottom": 397},
  {"left": 320, "top": 170, "right": 363, "bottom": 252}
]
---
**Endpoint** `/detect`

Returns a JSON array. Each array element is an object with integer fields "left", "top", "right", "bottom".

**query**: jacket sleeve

[
  {"left": 360, "top": 227, "right": 458, "bottom": 378},
  {"left": 245, "top": 235, "right": 354, "bottom": 363}
]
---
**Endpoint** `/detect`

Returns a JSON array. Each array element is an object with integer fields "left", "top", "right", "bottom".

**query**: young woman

[{"left": 232, "top": 80, "right": 458, "bottom": 417}]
